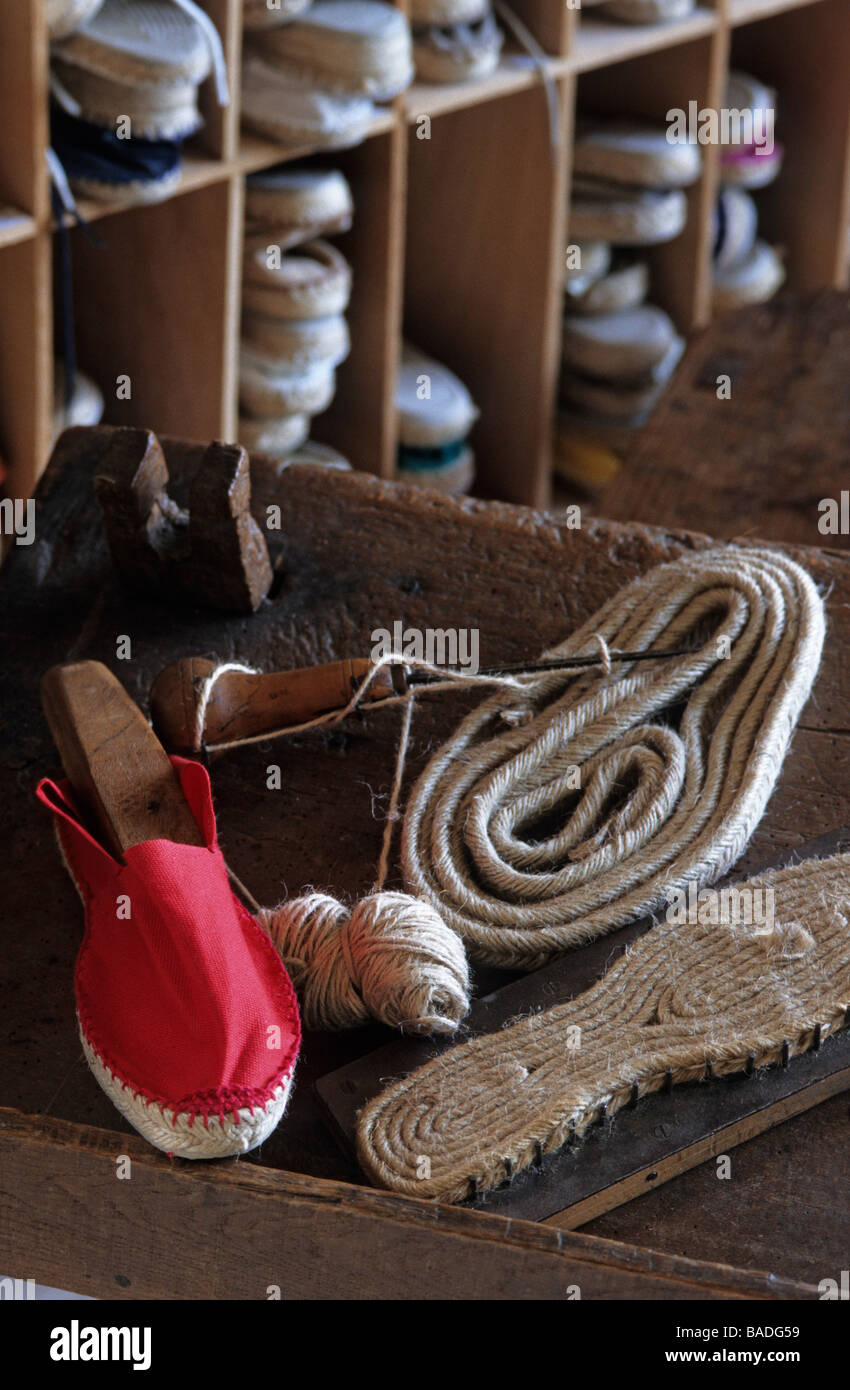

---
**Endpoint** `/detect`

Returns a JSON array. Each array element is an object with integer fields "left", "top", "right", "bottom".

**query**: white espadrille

[
  {"left": 258, "top": 1, "right": 414, "bottom": 100},
  {"left": 561, "top": 336, "right": 684, "bottom": 418},
  {"left": 289, "top": 440, "right": 352, "bottom": 469},
  {"left": 596, "top": 0, "right": 695, "bottom": 21},
  {"left": 411, "top": 0, "right": 489, "bottom": 23},
  {"left": 712, "top": 241, "right": 785, "bottom": 314},
  {"left": 718, "top": 70, "right": 782, "bottom": 189},
  {"left": 562, "top": 304, "right": 680, "bottom": 380},
  {"left": 48, "top": 0, "right": 106, "bottom": 39},
  {"left": 565, "top": 255, "right": 648, "bottom": 315},
  {"left": 53, "top": 362, "right": 104, "bottom": 440},
  {"left": 51, "top": 0, "right": 218, "bottom": 88},
  {"left": 240, "top": 348, "right": 337, "bottom": 418},
  {"left": 396, "top": 343, "right": 479, "bottom": 448},
  {"left": 570, "top": 178, "right": 688, "bottom": 246},
  {"left": 51, "top": 58, "right": 205, "bottom": 139},
  {"left": 396, "top": 444, "right": 476, "bottom": 496},
  {"left": 239, "top": 411, "right": 310, "bottom": 456},
  {"left": 413, "top": 15, "right": 503, "bottom": 84},
  {"left": 242, "top": 310, "right": 350, "bottom": 370},
  {"left": 245, "top": 165, "right": 353, "bottom": 247},
  {"left": 51, "top": 0, "right": 228, "bottom": 139},
  {"left": 242, "top": 238, "right": 352, "bottom": 319},
  {"left": 712, "top": 186, "right": 758, "bottom": 271},
  {"left": 241, "top": 51, "right": 378, "bottom": 149},
  {"left": 564, "top": 239, "right": 611, "bottom": 293},
  {"left": 573, "top": 120, "right": 702, "bottom": 189},
  {"left": 243, "top": 0, "right": 313, "bottom": 29}
]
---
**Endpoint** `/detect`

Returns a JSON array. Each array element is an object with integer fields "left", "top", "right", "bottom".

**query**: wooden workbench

[
  {"left": 1, "top": 426, "right": 847, "bottom": 1299},
  {"left": 595, "top": 290, "right": 850, "bottom": 550}
]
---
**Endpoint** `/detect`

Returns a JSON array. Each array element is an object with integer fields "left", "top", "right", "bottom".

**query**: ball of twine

[{"left": 260, "top": 890, "right": 470, "bottom": 1034}]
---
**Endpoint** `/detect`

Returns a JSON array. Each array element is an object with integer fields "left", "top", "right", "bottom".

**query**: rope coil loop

[{"left": 401, "top": 546, "right": 826, "bottom": 968}]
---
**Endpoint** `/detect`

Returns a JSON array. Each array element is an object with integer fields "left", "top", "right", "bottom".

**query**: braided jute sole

[
  {"left": 357, "top": 852, "right": 850, "bottom": 1202},
  {"left": 82, "top": 1030, "right": 293, "bottom": 1157}
]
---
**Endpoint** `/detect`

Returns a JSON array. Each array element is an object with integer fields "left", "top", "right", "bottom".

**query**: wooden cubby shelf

[{"left": 0, "top": 0, "right": 848, "bottom": 507}]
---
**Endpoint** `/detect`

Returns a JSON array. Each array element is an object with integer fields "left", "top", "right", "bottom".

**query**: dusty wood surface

[
  {"left": 2, "top": 424, "right": 849, "bottom": 1292},
  {"left": 594, "top": 292, "right": 850, "bottom": 550},
  {"left": 0, "top": 1107, "right": 816, "bottom": 1301}
]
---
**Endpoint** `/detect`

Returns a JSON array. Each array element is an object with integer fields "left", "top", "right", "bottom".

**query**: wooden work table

[{"left": 1, "top": 426, "right": 847, "bottom": 1299}]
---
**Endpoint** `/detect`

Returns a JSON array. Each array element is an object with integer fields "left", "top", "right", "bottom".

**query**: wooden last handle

[
  {"left": 41, "top": 661, "right": 203, "bottom": 857},
  {"left": 150, "top": 656, "right": 399, "bottom": 754}
]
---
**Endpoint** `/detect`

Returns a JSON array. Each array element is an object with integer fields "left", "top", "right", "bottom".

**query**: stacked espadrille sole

[
  {"left": 712, "top": 71, "right": 785, "bottom": 314},
  {"left": 558, "top": 120, "right": 696, "bottom": 479},
  {"left": 239, "top": 165, "right": 354, "bottom": 459},
  {"left": 241, "top": 1, "right": 413, "bottom": 150},
  {"left": 49, "top": 0, "right": 225, "bottom": 204}
]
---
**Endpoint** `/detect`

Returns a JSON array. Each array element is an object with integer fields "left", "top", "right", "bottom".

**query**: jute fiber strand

[
  {"left": 260, "top": 891, "right": 469, "bottom": 1034},
  {"left": 357, "top": 852, "right": 850, "bottom": 1201},
  {"left": 402, "top": 546, "right": 825, "bottom": 969}
]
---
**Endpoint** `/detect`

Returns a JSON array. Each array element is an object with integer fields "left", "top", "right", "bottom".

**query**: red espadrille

[{"left": 36, "top": 757, "right": 301, "bottom": 1159}]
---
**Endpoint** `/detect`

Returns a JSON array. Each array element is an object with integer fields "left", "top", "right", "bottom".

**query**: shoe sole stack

[
  {"left": 712, "top": 71, "right": 786, "bottom": 315},
  {"left": 241, "top": 0, "right": 413, "bottom": 151},
  {"left": 410, "top": 0, "right": 504, "bottom": 85},
  {"left": 239, "top": 165, "right": 355, "bottom": 463},
  {"left": 558, "top": 119, "right": 698, "bottom": 482},
  {"left": 49, "top": 0, "right": 224, "bottom": 204}
]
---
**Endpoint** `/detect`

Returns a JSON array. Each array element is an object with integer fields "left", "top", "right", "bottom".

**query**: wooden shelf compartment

[
  {"left": 570, "top": 6, "right": 719, "bottom": 73},
  {"left": 67, "top": 178, "right": 243, "bottom": 447},
  {"left": 573, "top": 31, "right": 727, "bottom": 333},
  {"left": 0, "top": 232, "right": 52, "bottom": 500},
  {"left": 308, "top": 128, "right": 407, "bottom": 478},
  {"left": 404, "top": 73, "right": 573, "bottom": 507},
  {"left": 727, "top": 0, "right": 829, "bottom": 25},
  {"left": 727, "top": 0, "right": 850, "bottom": 292},
  {"left": 0, "top": 1, "right": 49, "bottom": 223}
]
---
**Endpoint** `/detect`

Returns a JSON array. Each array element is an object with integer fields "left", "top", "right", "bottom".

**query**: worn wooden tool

[
  {"left": 316, "top": 826, "right": 850, "bottom": 1229},
  {"left": 150, "top": 647, "right": 694, "bottom": 753},
  {"left": 93, "top": 427, "right": 273, "bottom": 613},
  {"left": 150, "top": 656, "right": 399, "bottom": 753},
  {"left": 41, "top": 661, "right": 203, "bottom": 856}
]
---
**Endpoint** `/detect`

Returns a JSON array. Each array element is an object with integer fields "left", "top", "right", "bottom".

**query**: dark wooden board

[
  {"left": 594, "top": 291, "right": 850, "bottom": 549},
  {"left": 0, "top": 1108, "right": 816, "bottom": 1301},
  {"left": 317, "top": 829, "right": 850, "bottom": 1224},
  {"left": 2, "top": 424, "right": 850, "bottom": 1290}
]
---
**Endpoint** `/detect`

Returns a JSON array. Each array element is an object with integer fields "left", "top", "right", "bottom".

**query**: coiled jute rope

[
  {"left": 356, "top": 851, "right": 850, "bottom": 1202},
  {"left": 401, "top": 546, "right": 825, "bottom": 968},
  {"left": 207, "top": 544, "right": 822, "bottom": 1031}
]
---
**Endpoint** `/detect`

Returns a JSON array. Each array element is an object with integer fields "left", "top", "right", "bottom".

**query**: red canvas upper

[{"left": 36, "top": 757, "right": 300, "bottom": 1123}]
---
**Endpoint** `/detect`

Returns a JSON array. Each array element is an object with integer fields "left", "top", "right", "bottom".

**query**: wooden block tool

[
  {"left": 41, "top": 661, "right": 203, "bottom": 857},
  {"left": 93, "top": 428, "right": 273, "bottom": 613}
]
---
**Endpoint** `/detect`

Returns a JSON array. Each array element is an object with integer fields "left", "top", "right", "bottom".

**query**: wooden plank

[
  {"left": 0, "top": 0, "right": 48, "bottom": 219},
  {"left": 317, "top": 127, "right": 406, "bottom": 478},
  {"left": 595, "top": 290, "right": 850, "bottom": 548},
  {"left": 0, "top": 232, "right": 52, "bottom": 498},
  {"left": 70, "top": 184, "right": 237, "bottom": 443},
  {"left": 404, "top": 77, "right": 571, "bottom": 504},
  {"left": 4, "top": 430, "right": 850, "bottom": 1287},
  {"left": 316, "top": 828, "right": 850, "bottom": 1224},
  {"left": 570, "top": 8, "right": 718, "bottom": 73},
  {"left": 0, "top": 1107, "right": 816, "bottom": 1299}
]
